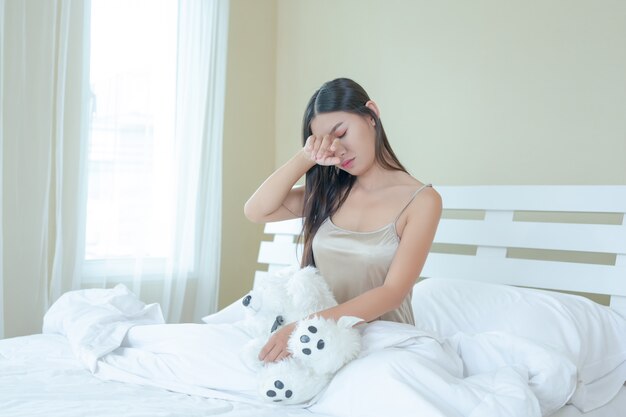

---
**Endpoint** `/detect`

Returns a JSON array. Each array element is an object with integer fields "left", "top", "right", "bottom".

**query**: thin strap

[{"left": 393, "top": 184, "right": 432, "bottom": 223}]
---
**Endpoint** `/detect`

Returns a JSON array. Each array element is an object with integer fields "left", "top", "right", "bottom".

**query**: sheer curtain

[
  {"left": 0, "top": 0, "right": 5, "bottom": 339},
  {"left": 1, "top": 0, "right": 88, "bottom": 337},
  {"left": 166, "top": 0, "right": 229, "bottom": 322},
  {"left": 80, "top": 0, "right": 229, "bottom": 323},
  {"left": 1, "top": 0, "right": 229, "bottom": 338}
]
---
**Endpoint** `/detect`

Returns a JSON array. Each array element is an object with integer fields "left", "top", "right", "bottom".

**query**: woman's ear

[{"left": 365, "top": 100, "right": 380, "bottom": 125}]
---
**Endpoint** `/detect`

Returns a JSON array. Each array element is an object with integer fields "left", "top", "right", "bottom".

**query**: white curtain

[
  {"left": 0, "top": 0, "right": 88, "bottom": 338},
  {"left": 79, "top": 0, "right": 229, "bottom": 323},
  {"left": 0, "top": 0, "right": 5, "bottom": 339},
  {"left": 164, "top": 0, "right": 229, "bottom": 322},
  {"left": 0, "top": 0, "right": 229, "bottom": 337}
]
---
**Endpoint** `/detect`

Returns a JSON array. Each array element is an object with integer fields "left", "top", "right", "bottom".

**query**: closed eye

[
  {"left": 330, "top": 122, "right": 347, "bottom": 139},
  {"left": 336, "top": 130, "right": 347, "bottom": 138}
]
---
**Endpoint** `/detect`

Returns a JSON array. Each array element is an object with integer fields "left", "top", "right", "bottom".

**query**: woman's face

[{"left": 309, "top": 111, "right": 377, "bottom": 175}]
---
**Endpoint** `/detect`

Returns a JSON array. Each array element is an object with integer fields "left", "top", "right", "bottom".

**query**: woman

[{"left": 244, "top": 78, "right": 442, "bottom": 364}]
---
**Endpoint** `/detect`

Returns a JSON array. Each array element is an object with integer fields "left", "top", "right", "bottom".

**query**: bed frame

[{"left": 255, "top": 186, "right": 626, "bottom": 317}]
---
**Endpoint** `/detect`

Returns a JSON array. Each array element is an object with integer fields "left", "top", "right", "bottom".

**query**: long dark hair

[{"left": 300, "top": 78, "right": 407, "bottom": 267}]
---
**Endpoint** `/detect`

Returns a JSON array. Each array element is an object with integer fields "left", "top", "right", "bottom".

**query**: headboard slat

[
  {"left": 438, "top": 186, "right": 626, "bottom": 213},
  {"left": 436, "top": 219, "right": 626, "bottom": 253},
  {"left": 264, "top": 218, "right": 303, "bottom": 235},
  {"left": 422, "top": 253, "right": 626, "bottom": 296},
  {"left": 258, "top": 241, "right": 300, "bottom": 266}
]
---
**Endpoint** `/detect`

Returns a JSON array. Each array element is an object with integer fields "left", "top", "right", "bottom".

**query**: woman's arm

[
  {"left": 243, "top": 150, "right": 312, "bottom": 223},
  {"left": 259, "top": 187, "right": 443, "bottom": 362},
  {"left": 244, "top": 133, "right": 343, "bottom": 223}
]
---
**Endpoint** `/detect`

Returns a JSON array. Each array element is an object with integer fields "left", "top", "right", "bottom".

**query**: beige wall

[
  {"left": 219, "top": 0, "right": 626, "bottom": 307},
  {"left": 274, "top": 0, "right": 626, "bottom": 185},
  {"left": 219, "top": 0, "right": 277, "bottom": 308}
]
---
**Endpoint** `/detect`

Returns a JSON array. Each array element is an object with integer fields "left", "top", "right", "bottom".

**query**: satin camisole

[{"left": 311, "top": 183, "right": 432, "bottom": 325}]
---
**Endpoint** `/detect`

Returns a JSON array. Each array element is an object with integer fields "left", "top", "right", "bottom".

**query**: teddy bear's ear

[
  {"left": 337, "top": 316, "right": 364, "bottom": 328},
  {"left": 274, "top": 265, "right": 299, "bottom": 278}
]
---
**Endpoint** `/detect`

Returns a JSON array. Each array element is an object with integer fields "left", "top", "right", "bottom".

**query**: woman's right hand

[{"left": 303, "top": 133, "right": 345, "bottom": 166}]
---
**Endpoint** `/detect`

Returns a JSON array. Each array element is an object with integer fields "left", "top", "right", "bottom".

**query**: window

[
  {"left": 79, "top": 0, "right": 227, "bottom": 320},
  {"left": 86, "top": 0, "right": 178, "bottom": 270}
]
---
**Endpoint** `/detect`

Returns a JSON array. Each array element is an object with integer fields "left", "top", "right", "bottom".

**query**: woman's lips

[{"left": 341, "top": 158, "right": 354, "bottom": 169}]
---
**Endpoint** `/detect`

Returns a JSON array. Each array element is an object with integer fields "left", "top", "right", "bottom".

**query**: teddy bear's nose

[
  {"left": 242, "top": 295, "right": 252, "bottom": 307},
  {"left": 271, "top": 315, "right": 284, "bottom": 333}
]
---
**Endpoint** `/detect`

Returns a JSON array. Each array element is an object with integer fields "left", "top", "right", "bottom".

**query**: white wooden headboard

[{"left": 256, "top": 186, "right": 626, "bottom": 316}]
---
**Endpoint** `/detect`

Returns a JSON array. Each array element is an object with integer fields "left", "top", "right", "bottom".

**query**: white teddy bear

[{"left": 237, "top": 265, "right": 362, "bottom": 404}]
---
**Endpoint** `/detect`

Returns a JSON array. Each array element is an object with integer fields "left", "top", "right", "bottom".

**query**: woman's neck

[{"left": 353, "top": 165, "right": 409, "bottom": 193}]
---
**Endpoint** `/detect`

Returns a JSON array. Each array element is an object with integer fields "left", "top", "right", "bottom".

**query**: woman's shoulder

[
  {"left": 406, "top": 184, "right": 442, "bottom": 217},
  {"left": 390, "top": 181, "right": 440, "bottom": 238},
  {"left": 391, "top": 173, "right": 439, "bottom": 203},
  {"left": 393, "top": 178, "right": 442, "bottom": 222}
]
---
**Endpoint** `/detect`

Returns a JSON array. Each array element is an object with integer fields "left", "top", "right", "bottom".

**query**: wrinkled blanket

[{"left": 43, "top": 285, "right": 578, "bottom": 417}]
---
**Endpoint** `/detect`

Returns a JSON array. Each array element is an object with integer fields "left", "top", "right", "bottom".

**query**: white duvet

[{"left": 42, "top": 285, "right": 579, "bottom": 417}]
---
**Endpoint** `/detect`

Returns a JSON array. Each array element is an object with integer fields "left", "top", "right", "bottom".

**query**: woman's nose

[{"left": 332, "top": 140, "right": 347, "bottom": 156}]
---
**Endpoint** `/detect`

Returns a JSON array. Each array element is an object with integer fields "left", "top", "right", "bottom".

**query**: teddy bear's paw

[
  {"left": 258, "top": 360, "right": 329, "bottom": 405},
  {"left": 264, "top": 379, "right": 294, "bottom": 403},
  {"left": 289, "top": 316, "right": 362, "bottom": 375},
  {"left": 296, "top": 324, "right": 326, "bottom": 356}
]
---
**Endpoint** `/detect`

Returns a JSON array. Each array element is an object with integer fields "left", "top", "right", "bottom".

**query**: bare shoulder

[
  {"left": 415, "top": 185, "right": 442, "bottom": 208},
  {"left": 390, "top": 172, "right": 442, "bottom": 214},
  {"left": 396, "top": 185, "right": 442, "bottom": 237},
  {"left": 408, "top": 186, "right": 441, "bottom": 217}
]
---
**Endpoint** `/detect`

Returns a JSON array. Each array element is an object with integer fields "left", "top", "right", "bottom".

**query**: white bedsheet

[
  {"left": 553, "top": 385, "right": 626, "bottom": 417},
  {"left": 2, "top": 333, "right": 625, "bottom": 417},
  {"left": 308, "top": 324, "right": 578, "bottom": 417},
  {"left": 29, "top": 285, "right": 588, "bottom": 417},
  {"left": 0, "top": 333, "right": 325, "bottom": 417}
]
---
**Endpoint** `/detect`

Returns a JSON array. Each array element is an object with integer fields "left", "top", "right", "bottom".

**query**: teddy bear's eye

[
  {"left": 242, "top": 291, "right": 262, "bottom": 312},
  {"left": 242, "top": 295, "right": 252, "bottom": 306}
]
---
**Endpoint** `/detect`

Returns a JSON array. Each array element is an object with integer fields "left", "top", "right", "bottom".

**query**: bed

[{"left": 1, "top": 185, "right": 625, "bottom": 417}]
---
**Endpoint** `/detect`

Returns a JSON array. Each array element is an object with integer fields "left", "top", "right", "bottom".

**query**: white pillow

[
  {"left": 201, "top": 296, "right": 246, "bottom": 324},
  {"left": 411, "top": 278, "right": 626, "bottom": 412}
]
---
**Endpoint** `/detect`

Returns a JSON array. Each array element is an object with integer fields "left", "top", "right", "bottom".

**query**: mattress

[{"left": 1, "top": 333, "right": 624, "bottom": 417}]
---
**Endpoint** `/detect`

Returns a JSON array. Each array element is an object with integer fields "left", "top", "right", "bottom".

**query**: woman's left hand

[{"left": 258, "top": 322, "right": 297, "bottom": 363}]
